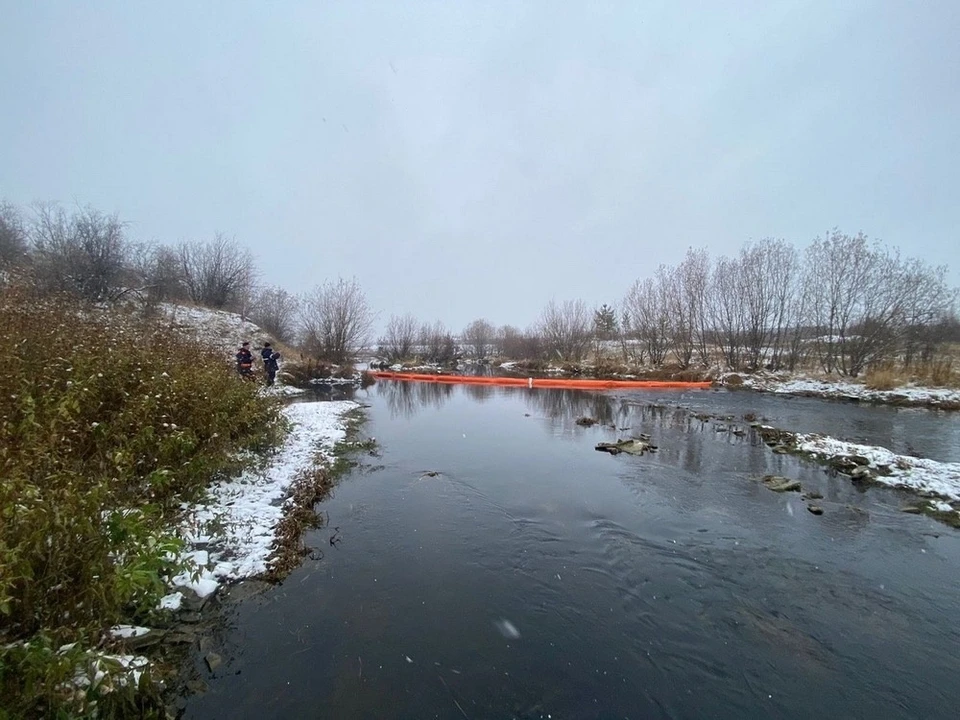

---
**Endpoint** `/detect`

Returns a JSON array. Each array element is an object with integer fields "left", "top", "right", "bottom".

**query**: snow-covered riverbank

[
  {"left": 792, "top": 432, "right": 960, "bottom": 504},
  {"left": 734, "top": 373, "right": 960, "bottom": 409},
  {"left": 168, "top": 400, "right": 356, "bottom": 604}
]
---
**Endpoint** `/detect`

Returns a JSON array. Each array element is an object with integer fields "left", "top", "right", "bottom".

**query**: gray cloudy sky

[{"left": 2, "top": 1, "right": 958, "bottom": 330}]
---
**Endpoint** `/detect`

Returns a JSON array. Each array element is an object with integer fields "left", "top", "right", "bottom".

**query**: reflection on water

[
  {"left": 379, "top": 379, "right": 455, "bottom": 418},
  {"left": 186, "top": 384, "right": 960, "bottom": 720},
  {"left": 376, "top": 381, "right": 960, "bottom": 462},
  {"left": 289, "top": 383, "right": 361, "bottom": 403}
]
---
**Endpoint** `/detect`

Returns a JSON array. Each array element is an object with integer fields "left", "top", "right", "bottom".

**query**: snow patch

[
  {"left": 794, "top": 433, "right": 960, "bottom": 502},
  {"left": 733, "top": 373, "right": 960, "bottom": 407},
  {"left": 109, "top": 625, "right": 151, "bottom": 639},
  {"left": 174, "top": 400, "right": 356, "bottom": 596},
  {"left": 158, "top": 592, "right": 183, "bottom": 610},
  {"left": 67, "top": 651, "right": 150, "bottom": 692},
  {"left": 159, "top": 303, "right": 264, "bottom": 354}
]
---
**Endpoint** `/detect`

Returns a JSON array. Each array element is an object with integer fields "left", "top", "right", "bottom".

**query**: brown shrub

[{"left": 864, "top": 362, "right": 901, "bottom": 390}]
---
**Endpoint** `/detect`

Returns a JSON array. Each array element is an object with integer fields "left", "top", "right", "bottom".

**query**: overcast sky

[{"left": 2, "top": 1, "right": 958, "bottom": 330}]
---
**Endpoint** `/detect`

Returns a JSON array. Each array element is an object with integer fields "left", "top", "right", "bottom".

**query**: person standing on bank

[
  {"left": 262, "top": 341, "right": 281, "bottom": 386},
  {"left": 236, "top": 341, "right": 254, "bottom": 378}
]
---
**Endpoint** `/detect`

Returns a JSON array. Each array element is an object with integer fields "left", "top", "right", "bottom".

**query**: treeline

[
  {"left": 380, "top": 234, "right": 957, "bottom": 377},
  {"left": 4, "top": 203, "right": 955, "bottom": 378},
  {"left": 0, "top": 201, "right": 374, "bottom": 363}
]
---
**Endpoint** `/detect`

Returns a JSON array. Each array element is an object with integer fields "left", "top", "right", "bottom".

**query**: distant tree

[
  {"left": 131, "top": 242, "right": 186, "bottom": 306},
  {"left": 419, "top": 320, "right": 457, "bottom": 364},
  {"left": 250, "top": 285, "right": 299, "bottom": 344},
  {"left": 708, "top": 255, "right": 747, "bottom": 370},
  {"left": 378, "top": 313, "right": 419, "bottom": 362},
  {"left": 593, "top": 303, "right": 618, "bottom": 339},
  {"left": 0, "top": 202, "right": 27, "bottom": 274},
  {"left": 738, "top": 238, "right": 797, "bottom": 371},
  {"left": 462, "top": 318, "right": 495, "bottom": 360},
  {"left": 676, "top": 247, "right": 712, "bottom": 367},
  {"left": 622, "top": 275, "right": 671, "bottom": 366},
  {"left": 496, "top": 324, "right": 539, "bottom": 360},
  {"left": 176, "top": 233, "right": 256, "bottom": 309},
  {"left": 537, "top": 299, "right": 592, "bottom": 362},
  {"left": 299, "top": 277, "right": 374, "bottom": 363},
  {"left": 29, "top": 203, "right": 134, "bottom": 302}
]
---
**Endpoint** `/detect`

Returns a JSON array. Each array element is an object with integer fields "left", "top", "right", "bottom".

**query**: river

[{"left": 183, "top": 382, "right": 960, "bottom": 719}]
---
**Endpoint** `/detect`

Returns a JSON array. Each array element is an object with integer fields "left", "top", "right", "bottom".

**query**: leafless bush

[
  {"left": 537, "top": 299, "right": 592, "bottom": 362},
  {"left": 130, "top": 242, "right": 186, "bottom": 307},
  {"left": 250, "top": 285, "right": 299, "bottom": 344},
  {"left": 299, "top": 277, "right": 374, "bottom": 363},
  {"left": 378, "top": 313, "right": 419, "bottom": 362},
  {"left": 496, "top": 325, "right": 544, "bottom": 360},
  {"left": 28, "top": 203, "right": 135, "bottom": 302},
  {"left": 176, "top": 233, "right": 256, "bottom": 310},
  {"left": 899, "top": 262, "right": 956, "bottom": 366},
  {"left": 462, "top": 318, "right": 495, "bottom": 360},
  {"left": 419, "top": 320, "right": 457, "bottom": 364}
]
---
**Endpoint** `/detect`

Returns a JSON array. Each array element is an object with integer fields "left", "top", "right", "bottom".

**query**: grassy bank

[{"left": 0, "top": 287, "right": 285, "bottom": 717}]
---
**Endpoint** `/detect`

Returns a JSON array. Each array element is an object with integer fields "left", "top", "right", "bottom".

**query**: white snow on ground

[
  {"left": 790, "top": 431, "right": 960, "bottom": 504},
  {"left": 109, "top": 625, "right": 151, "bottom": 639},
  {"left": 159, "top": 302, "right": 265, "bottom": 354},
  {"left": 158, "top": 592, "right": 183, "bottom": 610},
  {"left": 74, "top": 653, "right": 150, "bottom": 690},
  {"left": 735, "top": 373, "right": 960, "bottom": 407},
  {"left": 260, "top": 383, "right": 305, "bottom": 397},
  {"left": 172, "top": 400, "right": 356, "bottom": 597}
]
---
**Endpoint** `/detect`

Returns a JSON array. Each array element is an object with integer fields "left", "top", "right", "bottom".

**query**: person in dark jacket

[
  {"left": 236, "top": 341, "right": 254, "bottom": 378},
  {"left": 264, "top": 347, "right": 281, "bottom": 386}
]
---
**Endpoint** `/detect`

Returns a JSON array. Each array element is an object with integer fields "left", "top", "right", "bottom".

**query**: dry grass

[
  {"left": 865, "top": 358, "right": 958, "bottom": 390},
  {"left": 911, "top": 359, "right": 957, "bottom": 388},
  {"left": 864, "top": 362, "right": 901, "bottom": 390}
]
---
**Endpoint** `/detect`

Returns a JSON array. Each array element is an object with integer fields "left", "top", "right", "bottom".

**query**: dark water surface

[{"left": 184, "top": 383, "right": 960, "bottom": 719}]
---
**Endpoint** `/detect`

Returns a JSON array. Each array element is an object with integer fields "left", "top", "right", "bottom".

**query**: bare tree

[
  {"left": 0, "top": 201, "right": 27, "bottom": 274},
  {"left": 617, "top": 308, "right": 644, "bottom": 366},
  {"left": 675, "top": 248, "right": 712, "bottom": 367},
  {"left": 378, "top": 313, "right": 419, "bottom": 362},
  {"left": 799, "top": 231, "right": 956, "bottom": 376},
  {"left": 901, "top": 261, "right": 956, "bottom": 366},
  {"left": 708, "top": 255, "right": 748, "bottom": 370},
  {"left": 496, "top": 325, "right": 544, "bottom": 360},
  {"left": 622, "top": 276, "right": 671, "bottom": 366},
  {"left": 130, "top": 242, "right": 186, "bottom": 306},
  {"left": 299, "top": 277, "right": 374, "bottom": 363},
  {"left": 177, "top": 233, "right": 256, "bottom": 309},
  {"left": 250, "top": 285, "right": 299, "bottom": 344},
  {"left": 537, "top": 299, "right": 592, "bottom": 362},
  {"left": 419, "top": 320, "right": 457, "bottom": 364},
  {"left": 29, "top": 203, "right": 134, "bottom": 302},
  {"left": 737, "top": 239, "right": 798, "bottom": 370},
  {"left": 462, "top": 318, "right": 495, "bottom": 360}
]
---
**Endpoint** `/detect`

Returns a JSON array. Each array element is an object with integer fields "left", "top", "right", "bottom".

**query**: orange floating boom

[{"left": 371, "top": 371, "right": 712, "bottom": 390}]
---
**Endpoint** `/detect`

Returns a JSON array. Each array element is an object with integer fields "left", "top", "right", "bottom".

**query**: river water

[{"left": 183, "top": 382, "right": 960, "bottom": 719}]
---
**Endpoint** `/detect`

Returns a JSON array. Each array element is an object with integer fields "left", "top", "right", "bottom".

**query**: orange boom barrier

[{"left": 371, "top": 371, "right": 712, "bottom": 390}]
